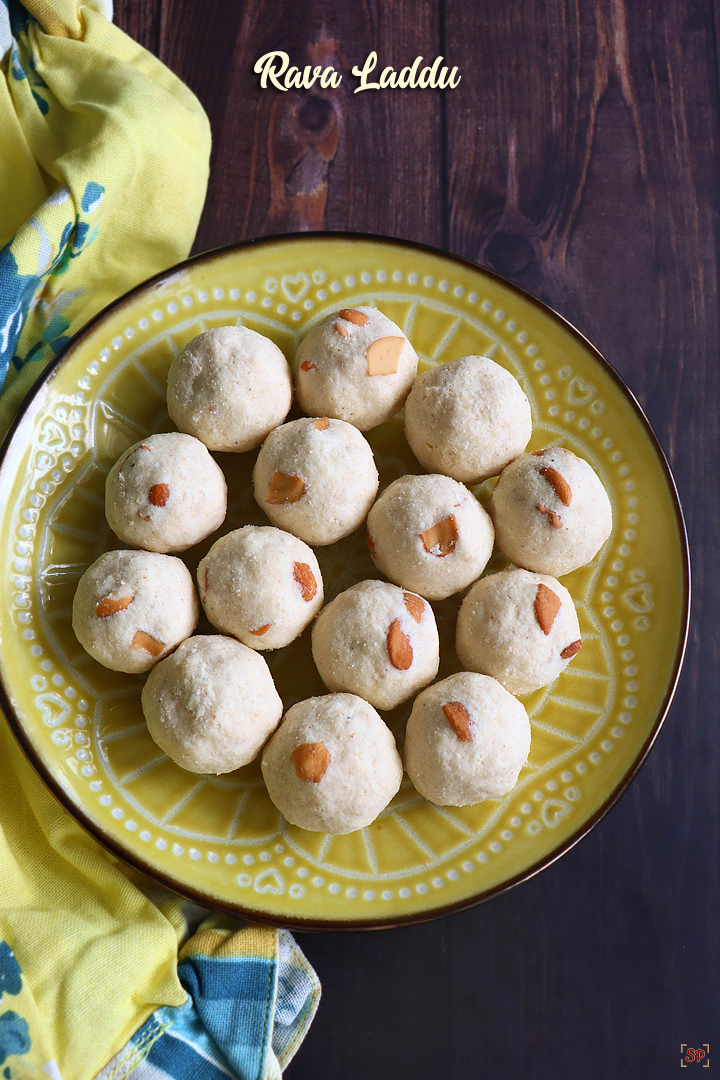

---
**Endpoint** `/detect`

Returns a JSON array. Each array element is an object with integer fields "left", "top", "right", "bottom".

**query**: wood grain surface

[{"left": 114, "top": 2, "right": 718, "bottom": 1077}]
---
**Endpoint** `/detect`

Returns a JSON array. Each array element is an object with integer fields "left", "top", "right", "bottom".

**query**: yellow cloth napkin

[
  {"left": 0, "top": 0, "right": 209, "bottom": 432},
  {"left": 0, "top": 5, "right": 319, "bottom": 1079}
]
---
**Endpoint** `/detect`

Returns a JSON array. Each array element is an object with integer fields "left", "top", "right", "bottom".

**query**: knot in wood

[
  {"left": 485, "top": 231, "right": 535, "bottom": 275},
  {"left": 299, "top": 95, "right": 334, "bottom": 132}
]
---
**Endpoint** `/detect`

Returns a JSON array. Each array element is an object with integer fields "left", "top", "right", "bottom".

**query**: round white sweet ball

[
  {"left": 72, "top": 549, "right": 199, "bottom": 673},
  {"left": 105, "top": 432, "right": 227, "bottom": 553},
  {"left": 197, "top": 526, "right": 323, "bottom": 651},
  {"left": 404, "top": 672, "right": 531, "bottom": 806},
  {"left": 253, "top": 416, "right": 379, "bottom": 546},
  {"left": 261, "top": 693, "right": 403, "bottom": 833},
  {"left": 490, "top": 446, "right": 613, "bottom": 576},
  {"left": 167, "top": 325, "right": 293, "bottom": 452},
  {"left": 142, "top": 635, "right": 283, "bottom": 774},
  {"left": 366, "top": 473, "right": 494, "bottom": 600},
  {"left": 456, "top": 567, "right": 582, "bottom": 695},
  {"left": 311, "top": 580, "right": 439, "bottom": 711},
  {"left": 404, "top": 355, "right": 532, "bottom": 483},
  {"left": 293, "top": 305, "right": 418, "bottom": 431}
]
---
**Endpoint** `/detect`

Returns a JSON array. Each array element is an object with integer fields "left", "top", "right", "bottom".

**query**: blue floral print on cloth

[
  {"left": 0, "top": 180, "right": 100, "bottom": 377},
  {"left": 0, "top": 2, "right": 320, "bottom": 1079},
  {"left": 0, "top": 943, "right": 29, "bottom": 1072},
  {"left": 0, "top": 943, "right": 22, "bottom": 999}
]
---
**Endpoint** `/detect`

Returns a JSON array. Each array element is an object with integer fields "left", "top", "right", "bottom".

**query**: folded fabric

[
  {"left": 93, "top": 919, "right": 320, "bottom": 1080},
  {"left": 0, "top": 0, "right": 208, "bottom": 429},
  {"left": 0, "top": 3, "right": 320, "bottom": 1078}
]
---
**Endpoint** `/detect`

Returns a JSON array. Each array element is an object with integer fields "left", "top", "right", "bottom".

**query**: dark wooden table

[{"left": 115, "top": 2, "right": 718, "bottom": 1076}]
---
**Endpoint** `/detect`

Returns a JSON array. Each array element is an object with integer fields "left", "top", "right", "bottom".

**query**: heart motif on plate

[
  {"left": 36, "top": 691, "right": 71, "bottom": 729},
  {"left": 254, "top": 869, "right": 285, "bottom": 895},
  {"left": 567, "top": 376, "right": 596, "bottom": 405},
  {"left": 622, "top": 583, "right": 654, "bottom": 613},
  {"left": 541, "top": 799, "right": 571, "bottom": 828},
  {"left": 281, "top": 273, "right": 310, "bottom": 303}
]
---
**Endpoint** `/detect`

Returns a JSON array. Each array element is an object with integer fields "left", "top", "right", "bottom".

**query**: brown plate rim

[{"left": 0, "top": 231, "right": 691, "bottom": 932}]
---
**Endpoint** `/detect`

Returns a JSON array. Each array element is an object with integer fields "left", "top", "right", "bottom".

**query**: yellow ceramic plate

[{"left": 0, "top": 235, "right": 689, "bottom": 929}]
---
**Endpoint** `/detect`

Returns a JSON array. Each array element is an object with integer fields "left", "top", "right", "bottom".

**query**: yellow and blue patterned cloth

[
  {"left": 0, "top": 0, "right": 208, "bottom": 429},
  {"left": 0, "top": 2, "right": 320, "bottom": 1077},
  {"left": 92, "top": 915, "right": 320, "bottom": 1080}
]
